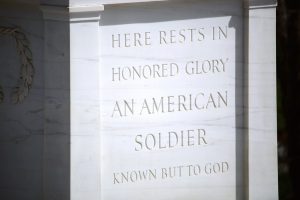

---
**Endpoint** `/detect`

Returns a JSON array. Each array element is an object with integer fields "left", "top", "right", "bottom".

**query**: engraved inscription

[
  {"left": 111, "top": 26, "right": 228, "bottom": 48},
  {"left": 134, "top": 128, "right": 208, "bottom": 151},
  {"left": 102, "top": 22, "right": 234, "bottom": 186}
]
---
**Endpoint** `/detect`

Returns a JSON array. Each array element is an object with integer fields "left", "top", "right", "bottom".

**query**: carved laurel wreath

[{"left": 0, "top": 27, "right": 34, "bottom": 104}]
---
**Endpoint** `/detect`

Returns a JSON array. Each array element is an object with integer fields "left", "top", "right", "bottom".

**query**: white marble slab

[
  {"left": 0, "top": 0, "right": 278, "bottom": 200},
  {"left": 99, "top": 1, "right": 243, "bottom": 199}
]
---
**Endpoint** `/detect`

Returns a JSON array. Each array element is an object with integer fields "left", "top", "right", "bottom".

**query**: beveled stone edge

[
  {"left": 244, "top": 0, "right": 277, "bottom": 9},
  {"left": 69, "top": 5, "right": 104, "bottom": 13},
  {"left": 41, "top": 4, "right": 104, "bottom": 22}
]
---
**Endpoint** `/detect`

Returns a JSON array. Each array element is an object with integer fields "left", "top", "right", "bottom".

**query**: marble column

[
  {"left": 42, "top": 4, "right": 103, "bottom": 200},
  {"left": 244, "top": 0, "right": 278, "bottom": 199}
]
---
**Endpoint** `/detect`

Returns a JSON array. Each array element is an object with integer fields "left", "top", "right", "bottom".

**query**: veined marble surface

[
  {"left": 99, "top": 0, "right": 243, "bottom": 199},
  {"left": 0, "top": 0, "right": 278, "bottom": 200},
  {"left": 0, "top": 4, "right": 44, "bottom": 200}
]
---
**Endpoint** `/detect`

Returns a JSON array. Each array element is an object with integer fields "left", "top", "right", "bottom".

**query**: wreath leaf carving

[
  {"left": 0, "top": 27, "right": 34, "bottom": 104},
  {"left": 0, "top": 85, "right": 4, "bottom": 103}
]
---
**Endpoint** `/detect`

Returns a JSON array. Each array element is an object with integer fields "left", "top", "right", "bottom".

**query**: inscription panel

[{"left": 99, "top": 1, "right": 243, "bottom": 199}]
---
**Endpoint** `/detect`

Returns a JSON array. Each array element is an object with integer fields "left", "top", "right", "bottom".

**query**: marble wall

[
  {"left": 0, "top": 0, "right": 278, "bottom": 200},
  {"left": 0, "top": 3, "right": 44, "bottom": 200}
]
